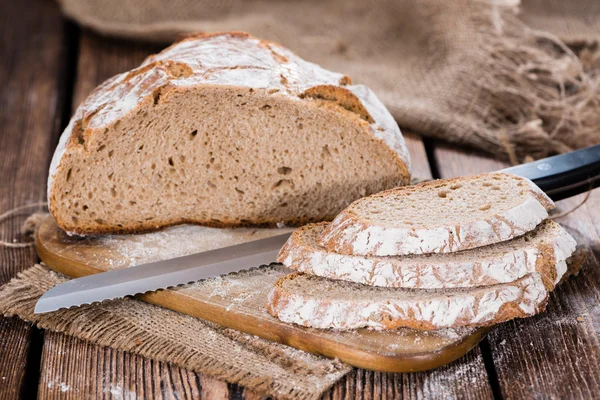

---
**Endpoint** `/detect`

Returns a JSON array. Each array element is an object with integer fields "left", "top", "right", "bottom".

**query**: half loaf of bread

[
  {"left": 319, "top": 173, "right": 554, "bottom": 256},
  {"left": 47, "top": 32, "right": 410, "bottom": 235},
  {"left": 266, "top": 272, "right": 550, "bottom": 330},
  {"left": 278, "top": 220, "right": 576, "bottom": 289}
]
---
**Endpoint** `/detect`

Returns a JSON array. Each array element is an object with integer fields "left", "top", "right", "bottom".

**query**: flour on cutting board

[{"left": 95, "top": 224, "right": 294, "bottom": 269}]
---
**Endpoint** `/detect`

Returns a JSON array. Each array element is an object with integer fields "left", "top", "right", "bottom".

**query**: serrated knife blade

[{"left": 34, "top": 232, "right": 291, "bottom": 314}]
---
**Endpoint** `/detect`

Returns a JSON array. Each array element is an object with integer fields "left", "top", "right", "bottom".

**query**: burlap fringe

[
  {"left": 453, "top": 2, "right": 600, "bottom": 162},
  {"left": 0, "top": 265, "right": 349, "bottom": 400}
]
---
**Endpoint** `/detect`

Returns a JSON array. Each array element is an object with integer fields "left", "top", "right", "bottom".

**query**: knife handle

[{"left": 500, "top": 144, "right": 600, "bottom": 201}]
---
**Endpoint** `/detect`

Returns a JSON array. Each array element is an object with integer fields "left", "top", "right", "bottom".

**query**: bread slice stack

[{"left": 267, "top": 173, "right": 577, "bottom": 331}]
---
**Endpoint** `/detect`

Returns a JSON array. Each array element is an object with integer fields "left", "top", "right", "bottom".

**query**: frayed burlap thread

[
  {"left": 0, "top": 265, "right": 350, "bottom": 400},
  {"left": 57, "top": 0, "right": 600, "bottom": 161}
]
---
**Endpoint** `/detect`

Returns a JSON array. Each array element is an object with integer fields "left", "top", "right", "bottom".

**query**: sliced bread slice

[
  {"left": 278, "top": 220, "right": 576, "bottom": 290},
  {"left": 266, "top": 272, "right": 549, "bottom": 330},
  {"left": 48, "top": 32, "right": 410, "bottom": 235},
  {"left": 318, "top": 173, "right": 554, "bottom": 256}
]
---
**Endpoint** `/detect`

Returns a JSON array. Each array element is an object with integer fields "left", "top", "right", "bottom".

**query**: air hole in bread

[
  {"left": 438, "top": 190, "right": 449, "bottom": 198},
  {"left": 235, "top": 187, "right": 245, "bottom": 195},
  {"left": 273, "top": 179, "right": 292, "bottom": 190},
  {"left": 152, "top": 88, "right": 162, "bottom": 105},
  {"left": 168, "top": 157, "right": 174, "bottom": 167},
  {"left": 260, "top": 104, "right": 272, "bottom": 110},
  {"left": 82, "top": 205, "right": 88, "bottom": 211},
  {"left": 207, "top": 181, "right": 217, "bottom": 189},
  {"left": 277, "top": 166, "right": 292, "bottom": 175},
  {"left": 450, "top": 184, "right": 462, "bottom": 190},
  {"left": 66, "top": 168, "right": 72, "bottom": 182},
  {"left": 95, "top": 218, "right": 106, "bottom": 225},
  {"left": 111, "top": 187, "right": 117, "bottom": 197},
  {"left": 97, "top": 145, "right": 106, "bottom": 152},
  {"left": 190, "top": 130, "right": 198, "bottom": 138},
  {"left": 129, "top": 201, "right": 136, "bottom": 206},
  {"left": 108, "top": 150, "right": 114, "bottom": 158},
  {"left": 479, "top": 204, "right": 491, "bottom": 211}
]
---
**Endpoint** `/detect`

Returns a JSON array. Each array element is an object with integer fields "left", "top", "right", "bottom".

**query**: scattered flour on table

[
  {"left": 105, "top": 384, "right": 136, "bottom": 400},
  {"left": 46, "top": 378, "right": 71, "bottom": 393},
  {"left": 418, "top": 355, "right": 483, "bottom": 399}
]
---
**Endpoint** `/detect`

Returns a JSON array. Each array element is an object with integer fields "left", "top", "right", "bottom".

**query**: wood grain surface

[
  {"left": 432, "top": 141, "right": 600, "bottom": 399},
  {"left": 0, "top": 0, "right": 69, "bottom": 397}
]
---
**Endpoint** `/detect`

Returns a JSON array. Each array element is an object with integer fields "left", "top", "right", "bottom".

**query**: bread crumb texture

[
  {"left": 278, "top": 220, "right": 575, "bottom": 289},
  {"left": 319, "top": 173, "right": 554, "bottom": 256},
  {"left": 266, "top": 272, "right": 549, "bottom": 330}
]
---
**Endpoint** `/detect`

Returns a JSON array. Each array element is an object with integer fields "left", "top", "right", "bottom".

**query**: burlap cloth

[
  {"left": 57, "top": 0, "right": 600, "bottom": 162},
  {"left": 0, "top": 213, "right": 350, "bottom": 400}
]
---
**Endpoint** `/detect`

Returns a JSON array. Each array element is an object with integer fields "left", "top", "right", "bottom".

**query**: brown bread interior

[{"left": 50, "top": 86, "right": 408, "bottom": 234}]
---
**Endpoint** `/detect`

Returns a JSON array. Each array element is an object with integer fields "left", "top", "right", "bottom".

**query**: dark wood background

[{"left": 1, "top": 0, "right": 599, "bottom": 398}]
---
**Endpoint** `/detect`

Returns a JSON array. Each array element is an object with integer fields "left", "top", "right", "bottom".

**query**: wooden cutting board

[{"left": 36, "top": 216, "right": 489, "bottom": 373}]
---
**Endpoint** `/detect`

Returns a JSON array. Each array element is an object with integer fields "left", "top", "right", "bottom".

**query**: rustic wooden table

[{"left": 1, "top": 1, "right": 599, "bottom": 398}]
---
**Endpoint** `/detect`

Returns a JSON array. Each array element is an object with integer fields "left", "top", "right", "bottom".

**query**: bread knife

[{"left": 34, "top": 144, "right": 600, "bottom": 313}]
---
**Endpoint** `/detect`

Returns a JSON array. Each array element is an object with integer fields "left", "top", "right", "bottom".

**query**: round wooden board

[{"left": 36, "top": 216, "right": 489, "bottom": 373}]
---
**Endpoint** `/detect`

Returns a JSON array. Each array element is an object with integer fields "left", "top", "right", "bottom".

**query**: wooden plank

[
  {"left": 38, "top": 332, "right": 206, "bottom": 399},
  {"left": 0, "top": 318, "right": 33, "bottom": 399},
  {"left": 324, "top": 346, "right": 493, "bottom": 399},
  {"left": 0, "top": 0, "right": 69, "bottom": 397},
  {"left": 432, "top": 141, "right": 600, "bottom": 398}
]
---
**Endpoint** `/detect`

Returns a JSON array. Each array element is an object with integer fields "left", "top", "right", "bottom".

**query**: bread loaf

[
  {"left": 266, "top": 272, "right": 550, "bottom": 330},
  {"left": 47, "top": 32, "right": 410, "bottom": 235},
  {"left": 278, "top": 220, "right": 576, "bottom": 289},
  {"left": 319, "top": 173, "right": 553, "bottom": 256}
]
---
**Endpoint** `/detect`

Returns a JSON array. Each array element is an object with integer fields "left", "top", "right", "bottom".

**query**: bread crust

[
  {"left": 48, "top": 32, "right": 410, "bottom": 235},
  {"left": 319, "top": 173, "right": 555, "bottom": 256},
  {"left": 278, "top": 220, "right": 576, "bottom": 290},
  {"left": 266, "top": 272, "right": 549, "bottom": 331}
]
